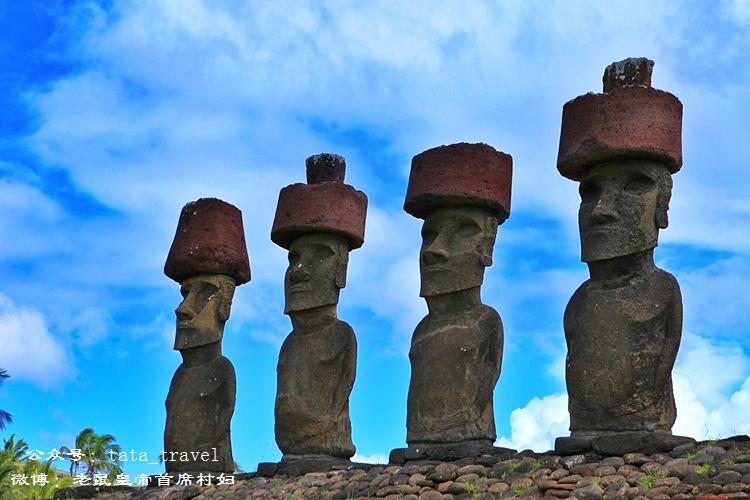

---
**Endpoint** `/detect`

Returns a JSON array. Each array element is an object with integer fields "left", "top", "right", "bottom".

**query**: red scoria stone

[
  {"left": 271, "top": 182, "right": 367, "bottom": 250},
  {"left": 164, "top": 198, "right": 251, "bottom": 285},
  {"left": 404, "top": 142, "right": 512, "bottom": 221},
  {"left": 557, "top": 63, "right": 682, "bottom": 181}
]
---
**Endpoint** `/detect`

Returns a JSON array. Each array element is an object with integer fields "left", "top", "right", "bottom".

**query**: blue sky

[{"left": 1, "top": 0, "right": 750, "bottom": 476}]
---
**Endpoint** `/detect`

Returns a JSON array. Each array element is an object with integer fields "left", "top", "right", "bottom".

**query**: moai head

[
  {"left": 404, "top": 143, "right": 512, "bottom": 297},
  {"left": 557, "top": 58, "right": 682, "bottom": 263},
  {"left": 164, "top": 198, "right": 251, "bottom": 350},
  {"left": 271, "top": 154, "right": 367, "bottom": 314}
]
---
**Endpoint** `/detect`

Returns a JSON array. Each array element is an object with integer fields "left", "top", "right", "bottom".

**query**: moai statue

[
  {"left": 554, "top": 58, "right": 695, "bottom": 455},
  {"left": 268, "top": 153, "right": 367, "bottom": 474},
  {"left": 390, "top": 143, "right": 514, "bottom": 463},
  {"left": 163, "top": 198, "right": 250, "bottom": 473}
]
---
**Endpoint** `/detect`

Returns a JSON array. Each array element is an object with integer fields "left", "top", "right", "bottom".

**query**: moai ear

[
  {"left": 655, "top": 172, "right": 672, "bottom": 230},
  {"left": 218, "top": 281, "right": 236, "bottom": 322},
  {"left": 480, "top": 216, "right": 499, "bottom": 267},
  {"left": 335, "top": 243, "right": 349, "bottom": 289}
]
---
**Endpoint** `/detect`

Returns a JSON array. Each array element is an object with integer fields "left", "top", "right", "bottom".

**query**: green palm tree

[
  {"left": 0, "top": 368, "right": 11, "bottom": 430},
  {"left": 0, "top": 435, "right": 30, "bottom": 495},
  {"left": 65, "top": 428, "right": 123, "bottom": 479}
]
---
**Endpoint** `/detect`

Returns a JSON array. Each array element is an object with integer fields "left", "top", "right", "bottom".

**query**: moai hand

[
  {"left": 163, "top": 198, "right": 250, "bottom": 473},
  {"left": 390, "top": 143, "right": 514, "bottom": 463},
  {"left": 268, "top": 153, "right": 367, "bottom": 474},
  {"left": 554, "top": 58, "right": 694, "bottom": 455}
]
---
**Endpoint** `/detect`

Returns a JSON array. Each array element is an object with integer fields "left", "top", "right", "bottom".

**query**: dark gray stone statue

[
  {"left": 163, "top": 198, "right": 251, "bottom": 473},
  {"left": 275, "top": 233, "right": 356, "bottom": 458},
  {"left": 555, "top": 59, "right": 694, "bottom": 455},
  {"left": 266, "top": 153, "right": 367, "bottom": 474},
  {"left": 391, "top": 143, "right": 514, "bottom": 463}
]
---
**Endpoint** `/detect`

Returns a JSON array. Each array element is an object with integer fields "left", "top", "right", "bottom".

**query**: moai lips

[
  {"left": 390, "top": 142, "right": 515, "bottom": 464},
  {"left": 265, "top": 153, "right": 367, "bottom": 474},
  {"left": 554, "top": 58, "right": 693, "bottom": 456},
  {"left": 558, "top": 57, "right": 682, "bottom": 181},
  {"left": 163, "top": 197, "right": 250, "bottom": 473}
]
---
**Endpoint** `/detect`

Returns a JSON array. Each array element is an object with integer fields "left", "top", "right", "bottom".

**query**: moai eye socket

[
  {"left": 624, "top": 173, "right": 655, "bottom": 195},
  {"left": 579, "top": 181, "right": 601, "bottom": 204},
  {"left": 288, "top": 251, "right": 299, "bottom": 265},
  {"left": 421, "top": 228, "right": 438, "bottom": 245},
  {"left": 315, "top": 246, "right": 335, "bottom": 263},
  {"left": 455, "top": 220, "right": 481, "bottom": 239}
]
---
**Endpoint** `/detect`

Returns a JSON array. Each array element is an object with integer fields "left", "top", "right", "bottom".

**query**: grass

[
  {"left": 507, "top": 460, "right": 521, "bottom": 472},
  {"left": 696, "top": 463, "right": 712, "bottom": 475},
  {"left": 269, "top": 477, "right": 284, "bottom": 494},
  {"left": 721, "top": 458, "right": 736, "bottom": 467},
  {"left": 637, "top": 470, "right": 667, "bottom": 489},
  {"left": 464, "top": 478, "right": 482, "bottom": 498},
  {"left": 511, "top": 485, "right": 527, "bottom": 496}
]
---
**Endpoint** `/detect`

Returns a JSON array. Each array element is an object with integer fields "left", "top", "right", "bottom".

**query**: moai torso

[
  {"left": 407, "top": 304, "right": 502, "bottom": 443},
  {"left": 275, "top": 318, "right": 356, "bottom": 457},
  {"left": 165, "top": 356, "right": 236, "bottom": 472},
  {"left": 565, "top": 267, "right": 682, "bottom": 432}
]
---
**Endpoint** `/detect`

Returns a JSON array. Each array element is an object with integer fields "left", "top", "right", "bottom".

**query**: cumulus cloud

[
  {"left": 673, "top": 334, "right": 750, "bottom": 438},
  {"left": 496, "top": 393, "right": 569, "bottom": 452},
  {"left": 497, "top": 333, "right": 750, "bottom": 452},
  {"left": 0, "top": 293, "right": 73, "bottom": 390}
]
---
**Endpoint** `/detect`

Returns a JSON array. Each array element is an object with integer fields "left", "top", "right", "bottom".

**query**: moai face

[
  {"left": 419, "top": 206, "right": 499, "bottom": 297},
  {"left": 174, "top": 274, "right": 236, "bottom": 350},
  {"left": 578, "top": 160, "right": 672, "bottom": 263},
  {"left": 284, "top": 233, "right": 349, "bottom": 314}
]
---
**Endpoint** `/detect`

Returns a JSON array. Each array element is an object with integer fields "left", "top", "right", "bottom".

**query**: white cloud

[
  {"left": 0, "top": 294, "right": 74, "bottom": 390},
  {"left": 497, "top": 333, "right": 750, "bottom": 451},
  {"left": 496, "top": 393, "right": 569, "bottom": 452},
  {"left": 673, "top": 334, "right": 750, "bottom": 438},
  {"left": 352, "top": 452, "right": 389, "bottom": 464}
]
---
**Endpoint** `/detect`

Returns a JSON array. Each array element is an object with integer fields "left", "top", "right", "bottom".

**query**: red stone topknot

[
  {"left": 404, "top": 142, "right": 513, "bottom": 222},
  {"left": 271, "top": 153, "right": 368, "bottom": 250},
  {"left": 557, "top": 57, "right": 683, "bottom": 180},
  {"left": 164, "top": 198, "right": 251, "bottom": 285}
]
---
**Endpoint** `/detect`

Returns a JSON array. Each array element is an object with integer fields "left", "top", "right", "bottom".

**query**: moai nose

[
  {"left": 175, "top": 301, "right": 194, "bottom": 321},
  {"left": 289, "top": 263, "right": 311, "bottom": 282},
  {"left": 591, "top": 195, "right": 618, "bottom": 224},
  {"left": 422, "top": 248, "right": 449, "bottom": 266}
]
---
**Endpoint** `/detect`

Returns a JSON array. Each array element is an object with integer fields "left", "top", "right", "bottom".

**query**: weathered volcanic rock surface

[{"left": 72, "top": 437, "right": 750, "bottom": 499}]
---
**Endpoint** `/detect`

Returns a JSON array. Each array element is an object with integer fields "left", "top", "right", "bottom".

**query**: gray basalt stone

[
  {"left": 555, "top": 61, "right": 688, "bottom": 455},
  {"left": 270, "top": 155, "right": 367, "bottom": 469},
  {"left": 164, "top": 274, "right": 238, "bottom": 473}
]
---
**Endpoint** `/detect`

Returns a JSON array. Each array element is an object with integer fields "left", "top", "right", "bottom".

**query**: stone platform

[{"left": 57, "top": 435, "right": 750, "bottom": 499}]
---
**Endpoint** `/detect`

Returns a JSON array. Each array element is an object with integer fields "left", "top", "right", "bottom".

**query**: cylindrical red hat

[
  {"left": 404, "top": 142, "right": 512, "bottom": 221},
  {"left": 164, "top": 198, "right": 251, "bottom": 285},
  {"left": 271, "top": 153, "right": 368, "bottom": 250},
  {"left": 557, "top": 57, "right": 682, "bottom": 180}
]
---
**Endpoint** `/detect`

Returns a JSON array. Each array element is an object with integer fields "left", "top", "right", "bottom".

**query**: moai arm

[{"left": 654, "top": 274, "right": 682, "bottom": 399}]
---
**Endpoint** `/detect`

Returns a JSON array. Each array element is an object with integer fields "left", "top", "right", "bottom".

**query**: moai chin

[
  {"left": 267, "top": 153, "right": 367, "bottom": 474},
  {"left": 554, "top": 58, "right": 695, "bottom": 455},
  {"left": 163, "top": 197, "right": 250, "bottom": 473},
  {"left": 390, "top": 143, "right": 514, "bottom": 464}
]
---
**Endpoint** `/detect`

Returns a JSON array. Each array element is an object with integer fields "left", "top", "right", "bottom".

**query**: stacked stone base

[{"left": 63, "top": 435, "right": 750, "bottom": 499}]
